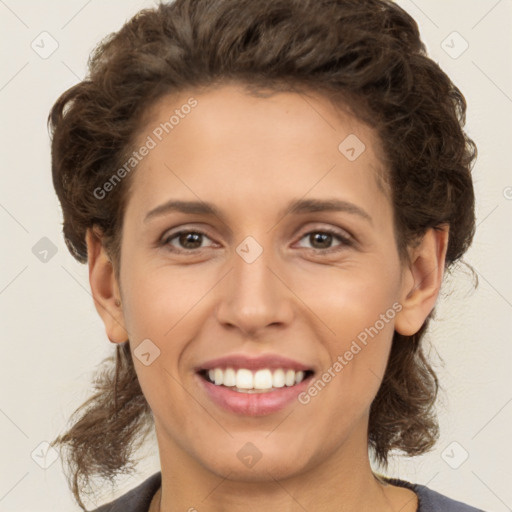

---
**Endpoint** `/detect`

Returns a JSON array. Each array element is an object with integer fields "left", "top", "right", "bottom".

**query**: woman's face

[{"left": 101, "top": 83, "right": 429, "bottom": 481}]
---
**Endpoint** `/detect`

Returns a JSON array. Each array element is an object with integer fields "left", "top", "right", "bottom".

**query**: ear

[
  {"left": 85, "top": 226, "right": 128, "bottom": 344},
  {"left": 394, "top": 225, "right": 450, "bottom": 336}
]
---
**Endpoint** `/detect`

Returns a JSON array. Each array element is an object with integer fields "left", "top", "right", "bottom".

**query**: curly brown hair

[{"left": 48, "top": 0, "right": 477, "bottom": 509}]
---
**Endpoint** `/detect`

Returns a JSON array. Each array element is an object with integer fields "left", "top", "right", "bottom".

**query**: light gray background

[{"left": 1, "top": 0, "right": 511, "bottom": 510}]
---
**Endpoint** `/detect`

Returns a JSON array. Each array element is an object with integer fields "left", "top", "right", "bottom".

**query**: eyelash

[{"left": 160, "top": 227, "right": 354, "bottom": 254}]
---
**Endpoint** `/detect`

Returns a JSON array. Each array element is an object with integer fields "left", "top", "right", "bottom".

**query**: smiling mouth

[{"left": 197, "top": 367, "right": 315, "bottom": 393}]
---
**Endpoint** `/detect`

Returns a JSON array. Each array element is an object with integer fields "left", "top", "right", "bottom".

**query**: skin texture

[{"left": 86, "top": 83, "right": 448, "bottom": 511}]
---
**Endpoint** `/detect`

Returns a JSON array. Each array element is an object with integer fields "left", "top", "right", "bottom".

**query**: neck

[{"left": 149, "top": 485, "right": 161, "bottom": 512}]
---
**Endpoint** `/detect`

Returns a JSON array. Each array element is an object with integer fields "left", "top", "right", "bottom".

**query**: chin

[{"left": 195, "top": 440, "right": 315, "bottom": 483}]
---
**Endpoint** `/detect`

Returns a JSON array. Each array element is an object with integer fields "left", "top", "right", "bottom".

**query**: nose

[{"left": 214, "top": 237, "right": 295, "bottom": 337}]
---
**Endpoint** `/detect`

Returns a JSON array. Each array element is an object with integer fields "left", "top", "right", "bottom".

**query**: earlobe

[
  {"left": 85, "top": 227, "right": 128, "bottom": 344},
  {"left": 394, "top": 225, "right": 450, "bottom": 336}
]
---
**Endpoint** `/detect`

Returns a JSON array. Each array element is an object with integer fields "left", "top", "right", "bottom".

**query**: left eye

[{"left": 296, "top": 230, "right": 352, "bottom": 251}]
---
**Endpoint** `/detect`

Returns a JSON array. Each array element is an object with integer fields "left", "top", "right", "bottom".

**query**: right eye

[{"left": 161, "top": 230, "right": 216, "bottom": 252}]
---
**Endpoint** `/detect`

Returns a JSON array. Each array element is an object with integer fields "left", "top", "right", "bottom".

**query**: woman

[{"left": 48, "top": 0, "right": 484, "bottom": 510}]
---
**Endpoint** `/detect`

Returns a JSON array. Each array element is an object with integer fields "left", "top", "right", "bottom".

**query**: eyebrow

[{"left": 144, "top": 198, "right": 373, "bottom": 225}]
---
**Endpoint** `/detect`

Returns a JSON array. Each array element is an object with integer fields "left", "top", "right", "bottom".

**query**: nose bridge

[{"left": 215, "top": 234, "right": 292, "bottom": 333}]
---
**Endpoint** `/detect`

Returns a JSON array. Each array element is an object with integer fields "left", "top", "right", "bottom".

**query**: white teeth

[
  {"left": 204, "top": 367, "right": 309, "bottom": 390},
  {"left": 214, "top": 368, "right": 223, "bottom": 385},
  {"left": 285, "top": 369, "right": 296, "bottom": 386},
  {"left": 272, "top": 368, "right": 285, "bottom": 388},
  {"left": 223, "top": 367, "right": 236, "bottom": 387},
  {"left": 236, "top": 369, "right": 253, "bottom": 389},
  {"left": 254, "top": 369, "right": 273, "bottom": 389}
]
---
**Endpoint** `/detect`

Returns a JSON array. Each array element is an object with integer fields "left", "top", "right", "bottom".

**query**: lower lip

[{"left": 196, "top": 373, "right": 313, "bottom": 416}]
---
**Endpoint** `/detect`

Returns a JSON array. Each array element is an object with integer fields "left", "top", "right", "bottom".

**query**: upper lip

[{"left": 195, "top": 353, "right": 315, "bottom": 372}]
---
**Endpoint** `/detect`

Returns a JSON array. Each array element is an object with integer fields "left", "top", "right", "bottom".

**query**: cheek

[
  {"left": 121, "top": 273, "right": 193, "bottom": 427},
  {"left": 121, "top": 263, "right": 203, "bottom": 340},
  {"left": 300, "top": 263, "right": 399, "bottom": 409},
  {"left": 119, "top": 267, "right": 210, "bottom": 402},
  {"left": 307, "top": 261, "right": 400, "bottom": 342}
]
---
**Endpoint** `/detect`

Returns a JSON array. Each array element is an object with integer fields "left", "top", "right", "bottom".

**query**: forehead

[{"left": 125, "top": 83, "right": 390, "bottom": 221}]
